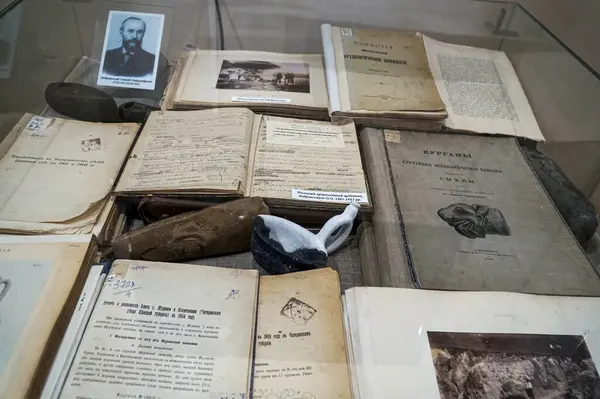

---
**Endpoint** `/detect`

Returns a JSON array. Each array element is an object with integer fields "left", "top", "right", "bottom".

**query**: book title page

[
  {"left": 339, "top": 28, "right": 444, "bottom": 112},
  {"left": 61, "top": 261, "right": 259, "bottom": 399},
  {"left": 385, "top": 131, "right": 600, "bottom": 294}
]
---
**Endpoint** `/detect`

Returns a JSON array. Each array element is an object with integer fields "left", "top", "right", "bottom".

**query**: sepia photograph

[
  {"left": 428, "top": 331, "right": 600, "bottom": 398},
  {"left": 215, "top": 60, "right": 311, "bottom": 93},
  {"left": 97, "top": 10, "right": 164, "bottom": 90}
]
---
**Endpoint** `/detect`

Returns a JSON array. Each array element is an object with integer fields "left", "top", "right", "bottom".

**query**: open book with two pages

[
  {"left": 51, "top": 261, "right": 600, "bottom": 399},
  {"left": 59, "top": 263, "right": 352, "bottom": 399},
  {"left": 322, "top": 25, "right": 545, "bottom": 141},
  {"left": 163, "top": 50, "right": 329, "bottom": 120},
  {"left": 115, "top": 108, "right": 370, "bottom": 212}
]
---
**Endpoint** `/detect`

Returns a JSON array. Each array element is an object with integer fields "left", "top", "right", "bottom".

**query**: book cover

[{"left": 384, "top": 130, "right": 600, "bottom": 294}]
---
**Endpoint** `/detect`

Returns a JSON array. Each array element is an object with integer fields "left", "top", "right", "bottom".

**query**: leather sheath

[{"left": 112, "top": 197, "right": 270, "bottom": 261}]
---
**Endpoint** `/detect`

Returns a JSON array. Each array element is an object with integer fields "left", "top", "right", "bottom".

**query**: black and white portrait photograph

[
  {"left": 428, "top": 331, "right": 600, "bottom": 399},
  {"left": 97, "top": 10, "right": 164, "bottom": 90},
  {"left": 215, "top": 60, "right": 311, "bottom": 93}
]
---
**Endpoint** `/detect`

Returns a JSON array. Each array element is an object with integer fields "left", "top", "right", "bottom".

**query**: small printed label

[
  {"left": 266, "top": 120, "right": 345, "bottom": 148},
  {"left": 26, "top": 116, "right": 54, "bottom": 131},
  {"left": 341, "top": 27, "right": 353, "bottom": 37},
  {"left": 292, "top": 189, "right": 368, "bottom": 204},
  {"left": 384, "top": 130, "right": 402, "bottom": 143},
  {"left": 231, "top": 96, "right": 292, "bottom": 104}
]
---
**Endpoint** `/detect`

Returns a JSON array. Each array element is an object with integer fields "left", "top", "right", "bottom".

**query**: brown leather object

[{"left": 112, "top": 197, "right": 270, "bottom": 261}]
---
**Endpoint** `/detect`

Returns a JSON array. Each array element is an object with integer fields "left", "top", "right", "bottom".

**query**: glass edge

[
  {"left": 0, "top": 0, "right": 25, "bottom": 19},
  {"left": 515, "top": 3, "right": 600, "bottom": 81}
]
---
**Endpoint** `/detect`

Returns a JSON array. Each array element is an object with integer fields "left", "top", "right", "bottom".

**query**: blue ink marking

[
  {"left": 131, "top": 265, "right": 148, "bottom": 271},
  {"left": 226, "top": 289, "right": 240, "bottom": 300}
]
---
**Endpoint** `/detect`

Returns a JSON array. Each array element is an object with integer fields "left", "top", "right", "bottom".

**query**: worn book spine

[
  {"left": 358, "top": 128, "right": 412, "bottom": 288},
  {"left": 357, "top": 222, "right": 381, "bottom": 287}
]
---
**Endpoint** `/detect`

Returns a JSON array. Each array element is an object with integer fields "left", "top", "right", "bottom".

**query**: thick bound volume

[
  {"left": 360, "top": 128, "right": 600, "bottom": 294},
  {"left": 0, "top": 235, "right": 95, "bottom": 398},
  {"left": 163, "top": 50, "right": 329, "bottom": 120},
  {"left": 115, "top": 108, "right": 370, "bottom": 214},
  {"left": 322, "top": 25, "right": 544, "bottom": 141},
  {"left": 0, "top": 114, "right": 138, "bottom": 234}
]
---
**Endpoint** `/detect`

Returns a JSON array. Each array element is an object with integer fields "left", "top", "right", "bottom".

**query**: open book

[
  {"left": 163, "top": 50, "right": 329, "bottom": 120},
  {"left": 115, "top": 108, "right": 370, "bottom": 211},
  {"left": 0, "top": 234, "right": 95, "bottom": 398},
  {"left": 344, "top": 287, "right": 600, "bottom": 398},
  {"left": 59, "top": 262, "right": 352, "bottom": 399},
  {"left": 322, "top": 25, "right": 544, "bottom": 141},
  {"left": 0, "top": 114, "right": 138, "bottom": 234}
]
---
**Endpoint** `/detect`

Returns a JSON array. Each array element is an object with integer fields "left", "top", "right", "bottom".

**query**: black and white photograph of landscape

[
  {"left": 428, "top": 331, "right": 600, "bottom": 398},
  {"left": 215, "top": 60, "right": 310, "bottom": 93}
]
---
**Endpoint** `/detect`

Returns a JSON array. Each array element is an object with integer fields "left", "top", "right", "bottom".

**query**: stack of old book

[
  {"left": 0, "top": 113, "right": 138, "bottom": 235},
  {"left": 321, "top": 24, "right": 545, "bottom": 141},
  {"left": 0, "top": 235, "right": 98, "bottom": 398},
  {"left": 36, "top": 261, "right": 600, "bottom": 398},
  {"left": 163, "top": 50, "right": 330, "bottom": 120}
]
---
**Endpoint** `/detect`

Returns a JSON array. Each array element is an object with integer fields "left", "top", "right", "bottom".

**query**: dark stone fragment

[
  {"left": 521, "top": 146, "right": 598, "bottom": 245},
  {"left": 45, "top": 82, "right": 120, "bottom": 122},
  {"left": 251, "top": 216, "right": 327, "bottom": 275}
]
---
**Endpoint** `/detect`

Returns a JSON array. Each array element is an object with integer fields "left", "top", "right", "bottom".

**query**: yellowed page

[
  {"left": 248, "top": 115, "right": 369, "bottom": 204},
  {"left": 0, "top": 115, "right": 137, "bottom": 225},
  {"left": 253, "top": 268, "right": 352, "bottom": 399},
  {"left": 423, "top": 36, "right": 545, "bottom": 141},
  {"left": 116, "top": 108, "right": 255, "bottom": 193},
  {"left": 331, "top": 26, "right": 445, "bottom": 113},
  {"left": 0, "top": 234, "right": 92, "bottom": 399},
  {"left": 61, "top": 260, "right": 259, "bottom": 399},
  {"left": 174, "top": 50, "right": 328, "bottom": 109}
]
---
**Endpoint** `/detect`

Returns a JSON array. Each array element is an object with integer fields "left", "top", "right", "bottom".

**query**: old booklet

[
  {"left": 360, "top": 128, "right": 600, "bottom": 295},
  {"left": 322, "top": 25, "right": 544, "bottom": 140},
  {"left": 0, "top": 114, "right": 138, "bottom": 234},
  {"left": 164, "top": 50, "right": 329, "bottom": 120},
  {"left": 344, "top": 287, "right": 600, "bottom": 398},
  {"left": 61, "top": 260, "right": 260, "bottom": 399},
  {"left": 0, "top": 234, "right": 94, "bottom": 399},
  {"left": 115, "top": 108, "right": 370, "bottom": 211},
  {"left": 253, "top": 268, "right": 353, "bottom": 398}
]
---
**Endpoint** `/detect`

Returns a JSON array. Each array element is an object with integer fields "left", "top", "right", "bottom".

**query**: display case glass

[{"left": 1, "top": 0, "right": 600, "bottom": 396}]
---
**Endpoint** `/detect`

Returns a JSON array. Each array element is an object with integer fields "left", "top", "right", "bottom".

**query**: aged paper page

[
  {"left": 345, "top": 287, "right": 600, "bottom": 399},
  {"left": 174, "top": 51, "right": 328, "bottom": 109},
  {"left": 423, "top": 36, "right": 545, "bottom": 140},
  {"left": 0, "top": 235, "right": 92, "bottom": 399},
  {"left": 116, "top": 108, "right": 254, "bottom": 193},
  {"left": 61, "top": 260, "right": 259, "bottom": 399},
  {"left": 253, "top": 268, "right": 352, "bottom": 399},
  {"left": 0, "top": 115, "right": 137, "bottom": 224},
  {"left": 332, "top": 27, "right": 445, "bottom": 113},
  {"left": 247, "top": 115, "right": 369, "bottom": 203}
]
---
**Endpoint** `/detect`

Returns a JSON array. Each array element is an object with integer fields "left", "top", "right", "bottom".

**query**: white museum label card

[
  {"left": 231, "top": 96, "right": 292, "bottom": 104},
  {"left": 292, "top": 189, "right": 368, "bottom": 204},
  {"left": 266, "top": 120, "right": 345, "bottom": 148},
  {"left": 97, "top": 10, "right": 165, "bottom": 90},
  {"left": 26, "top": 116, "right": 54, "bottom": 132}
]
